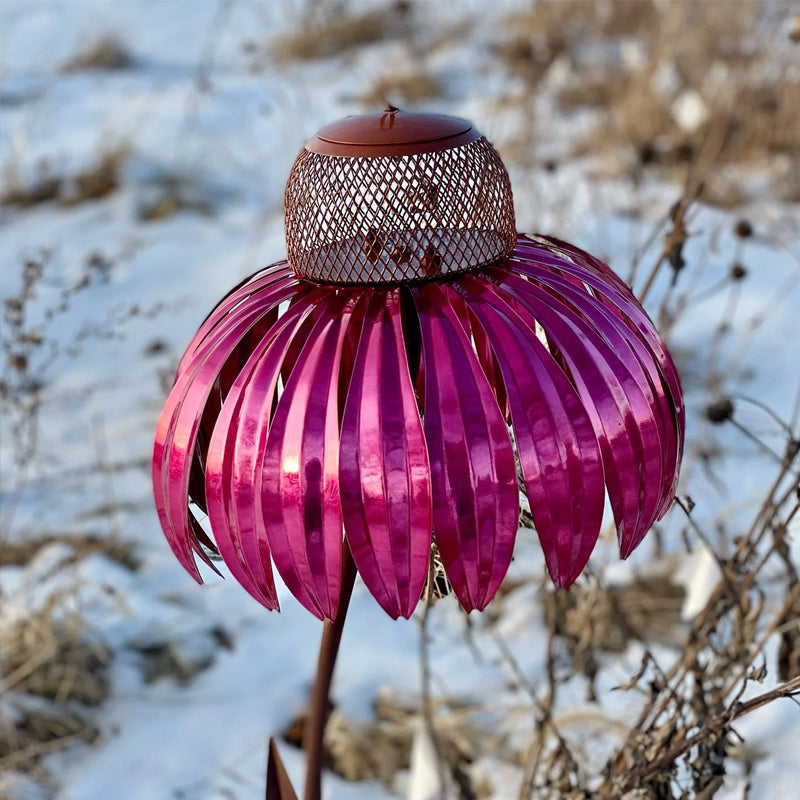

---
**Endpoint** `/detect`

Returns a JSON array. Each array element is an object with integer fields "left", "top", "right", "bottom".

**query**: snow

[
  {"left": 671, "top": 89, "right": 709, "bottom": 133},
  {"left": 1, "top": 1, "right": 799, "bottom": 799}
]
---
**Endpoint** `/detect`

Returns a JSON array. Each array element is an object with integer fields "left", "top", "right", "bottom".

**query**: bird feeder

[{"left": 152, "top": 106, "right": 684, "bottom": 800}]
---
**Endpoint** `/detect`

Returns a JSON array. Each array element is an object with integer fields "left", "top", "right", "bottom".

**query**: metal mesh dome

[{"left": 284, "top": 107, "right": 516, "bottom": 284}]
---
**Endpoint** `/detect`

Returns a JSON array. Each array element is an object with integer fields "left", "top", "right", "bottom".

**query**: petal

[
  {"left": 261, "top": 292, "right": 359, "bottom": 620},
  {"left": 189, "top": 311, "right": 278, "bottom": 516},
  {"left": 152, "top": 274, "right": 301, "bottom": 579},
  {"left": 513, "top": 237, "right": 684, "bottom": 464},
  {"left": 336, "top": 295, "right": 369, "bottom": 413},
  {"left": 458, "top": 274, "right": 605, "bottom": 587},
  {"left": 517, "top": 234, "right": 631, "bottom": 295},
  {"left": 178, "top": 262, "right": 294, "bottom": 373},
  {"left": 508, "top": 261, "right": 680, "bottom": 520},
  {"left": 440, "top": 290, "right": 510, "bottom": 420},
  {"left": 448, "top": 292, "right": 511, "bottom": 422},
  {"left": 204, "top": 294, "right": 324, "bottom": 608},
  {"left": 494, "top": 269, "right": 664, "bottom": 555},
  {"left": 412, "top": 282, "right": 518, "bottom": 612},
  {"left": 339, "top": 290, "right": 432, "bottom": 619}
]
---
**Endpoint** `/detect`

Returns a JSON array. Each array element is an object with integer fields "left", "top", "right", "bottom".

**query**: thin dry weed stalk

[
  {"left": 1, "top": 249, "right": 113, "bottom": 540},
  {"left": 499, "top": 388, "right": 799, "bottom": 799},
  {"left": 0, "top": 251, "right": 157, "bottom": 787},
  {"left": 0, "top": 247, "right": 168, "bottom": 517},
  {"left": 419, "top": 555, "right": 455, "bottom": 799}
]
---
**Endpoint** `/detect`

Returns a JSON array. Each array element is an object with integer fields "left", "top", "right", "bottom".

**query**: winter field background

[{"left": 1, "top": 1, "right": 799, "bottom": 799}]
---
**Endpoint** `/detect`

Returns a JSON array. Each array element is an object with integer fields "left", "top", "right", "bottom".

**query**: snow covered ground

[{"left": 1, "top": 2, "right": 798, "bottom": 799}]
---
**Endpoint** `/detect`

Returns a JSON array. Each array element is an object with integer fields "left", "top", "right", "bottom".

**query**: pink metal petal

[
  {"left": 517, "top": 234, "right": 631, "bottom": 295},
  {"left": 511, "top": 239, "right": 684, "bottom": 520},
  {"left": 493, "top": 270, "right": 663, "bottom": 555},
  {"left": 339, "top": 290, "right": 432, "bottom": 619},
  {"left": 261, "top": 293, "right": 359, "bottom": 620},
  {"left": 152, "top": 275, "right": 302, "bottom": 580},
  {"left": 204, "top": 295, "right": 325, "bottom": 608},
  {"left": 513, "top": 236, "right": 685, "bottom": 460},
  {"left": 440, "top": 291, "right": 510, "bottom": 420},
  {"left": 508, "top": 262, "right": 680, "bottom": 520},
  {"left": 412, "top": 282, "right": 518, "bottom": 612},
  {"left": 178, "top": 262, "right": 294, "bottom": 373},
  {"left": 188, "top": 311, "right": 278, "bottom": 517},
  {"left": 458, "top": 274, "right": 605, "bottom": 587}
]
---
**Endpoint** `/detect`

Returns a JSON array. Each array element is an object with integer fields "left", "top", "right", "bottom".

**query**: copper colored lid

[{"left": 305, "top": 106, "right": 481, "bottom": 157}]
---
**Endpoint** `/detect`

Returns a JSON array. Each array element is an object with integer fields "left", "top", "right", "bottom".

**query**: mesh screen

[{"left": 284, "top": 136, "right": 516, "bottom": 284}]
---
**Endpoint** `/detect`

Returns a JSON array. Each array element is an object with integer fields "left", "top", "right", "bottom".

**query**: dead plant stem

[{"left": 420, "top": 559, "right": 450, "bottom": 800}]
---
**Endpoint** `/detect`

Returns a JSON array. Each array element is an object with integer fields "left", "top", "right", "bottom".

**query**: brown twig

[
  {"left": 301, "top": 543, "right": 358, "bottom": 800},
  {"left": 419, "top": 556, "right": 451, "bottom": 799}
]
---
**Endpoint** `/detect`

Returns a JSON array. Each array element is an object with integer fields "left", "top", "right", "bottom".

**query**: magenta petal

[
  {"left": 152, "top": 275, "right": 301, "bottom": 581},
  {"left": 495, "top": 270, "right": 663, "bottom": 555},
  {"left": 517, "top": 234, "right": 632, "bottom": 296},
  {"left": 458, "top": 274, "right": 605, "bottom": 587},
  {"left": 412, "top": 282, "right": 518, "bottom": 612},
  {"left": 442, "top": 292, "right": 510, "bottom": 420},
  {"left": 468, "top": 309, "right": 510, "bottom": 422},
  {"left": 509, "top": 262, "right": 680, "bottom": 519},
  {"left": 512, "top": 237, "right": 685, "bottom": 465},
  {"left": 261, "top": 294, "right": 357, "bottom": 620},
  {"left": 339, "top": 291, "right": 432, "bottom": 619},
  {"left": 188, "top": 311, "right": 279, "bottom": 517},
  {"left": 178, "top": 262, "right": 294, "bottom": 373},
  {"left": 204, "top": 296, "right": 324, "bottom": 609}
]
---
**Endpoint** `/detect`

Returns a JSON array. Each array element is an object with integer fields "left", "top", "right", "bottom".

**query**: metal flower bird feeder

[{"left": 153, "top": 106, "right": 684, "bottom": 799}]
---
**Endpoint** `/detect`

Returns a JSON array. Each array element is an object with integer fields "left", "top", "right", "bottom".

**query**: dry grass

[
  {"left": 495, "top": 0, "right": 659, "bottom": 93},
  {"left": 361, "top": 67, "right": 442, "bottom": 106},
  {"left": 271, "top": 2, "right": 412, "bottom": 63},
  {"left": 0, "top": 607, "right": 110, "bottom": 707},
  {"left": 135, "top": 173, "right": 215, "bottom": 222},
  {"left": 61, "top": 36, "right": 133, "bottom": 72},
  {"left": 0, "top": 708, "right": 100, "bottom": 777},
  {"left": 0, "top": 533, "right": 139, "bottom": 571},
  {"left": 1, "top": 147, "right": 127, "bottom": 208},
  {"left": 543, "top": 573, "right": 685, "bottom": 702},
  {"left": 0, "top": 599, "right": 110, "bottom": 778},
  {"left": 283, "top": 687, "right": 508, "bottom": 791},
  {"left": 133, "top": 639, "right": 218, "bottom": 686},
  {"left": 497, "top": 0, "right": 799, "bottom": 197},
  {"left": 282, "top": 698, "right": 413, "bottom": 784}
]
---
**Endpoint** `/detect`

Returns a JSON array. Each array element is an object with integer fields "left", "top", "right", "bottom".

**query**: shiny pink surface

[
  {"left": 412, "top": 281, "right": 518, "bottom": 612},
  {"left": 456, "top": 275, "right": 604, "bottom": 586},
  {"left": 339, "top": 291, "right": 431, "bottom": 619},
  {"left": 260, "top": 292, "right": 354, "bottom": 619},
  {"left": 153, "top": 238, "right": 684, "bottom": 620}
]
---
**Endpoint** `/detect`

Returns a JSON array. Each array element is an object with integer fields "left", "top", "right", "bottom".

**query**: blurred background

[{"left": 2, "top": 2, "right": 799, "bottom": 799}]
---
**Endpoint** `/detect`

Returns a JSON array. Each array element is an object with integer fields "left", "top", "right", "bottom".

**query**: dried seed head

[
  {"left": 705, "top": 398, "right": 735, "bottom": 424},
  {"left": 730, "top": 263, "right": 747, "bottom": 280}
]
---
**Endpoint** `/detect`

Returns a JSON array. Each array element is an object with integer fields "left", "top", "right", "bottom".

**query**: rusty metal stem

[{"left": 303, "top": 542, "right": 357, "bottom": 800}]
